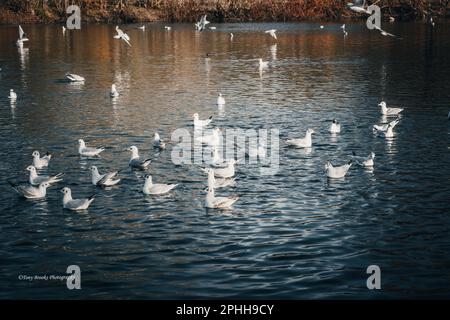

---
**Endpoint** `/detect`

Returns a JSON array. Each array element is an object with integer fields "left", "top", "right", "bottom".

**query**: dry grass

[{"left": 0, "top": 0, "right": 448, "bottom": 24}]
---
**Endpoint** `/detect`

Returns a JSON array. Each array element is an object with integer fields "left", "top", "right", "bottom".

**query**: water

[{"left": 0, "top": 22, "right": 450, "bottom": 299}]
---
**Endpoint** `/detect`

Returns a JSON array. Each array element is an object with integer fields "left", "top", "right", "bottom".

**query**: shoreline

[{"left": 1, "top": 1, "right": 449, "bottom": 25}]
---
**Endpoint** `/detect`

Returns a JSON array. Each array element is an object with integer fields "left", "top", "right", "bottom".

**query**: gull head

[
  {"left": 193, "top": 113, "right": 199, "bottom": 120},
  {"left": 60, "top": 187, "right": 71, "bottom": 195},
  {"left": 218, "top": 93, "right": 222, "bottom": 97},
  {"left": 324, "top": 162, "right": 332, "bottom": 171},
  {"left": 10, "top": 89, "right": 14, "bottom": 93},
  {"left": 144, "top": 174, "right": 152, "bottom": 183},
  {"left": 154, "top": 132, "right": 160, "bottom": 140},
  {"left": 26, "top": 165, "right": 36, "bottom": 173},
  {"left": 90, "top": 166, "right": 98, "bottom": 173},
  {"left": 332, "top": 119, "right": 339, "bottom": 124},
  {"left": 378, "top": 101, "right": 386, "bottom": 108},
  {"left": 127, "top": 146, "right": 138, "bottom": 153},
  {"left": 307, "top": 128, "right": 315, "bottom": 134},
  {"left": 39, "top": 182, "right": 51, "bottom": 189},
  {"left": 32, "top": 150, "right": 40, "bottom": 158},
  {"left": 370, "top": 152, "right": 376, "bottom": 159},
  {"left": 78, "top": 139, "right": 85, "bottom": 146}
]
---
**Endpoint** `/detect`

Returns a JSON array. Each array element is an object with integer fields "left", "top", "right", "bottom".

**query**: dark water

[{"left": 0, "top": 22, "right": 450, "bottom": 299}]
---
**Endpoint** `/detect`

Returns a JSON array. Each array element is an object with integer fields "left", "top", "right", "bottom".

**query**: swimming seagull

[
  {"left": 62, "top": 26, "right": 66, "bottom": 34},
  {"left": 164, "top": 26, "right": 171, "bottom": 31},
  {"left": 265, "top": 29, "right": 277, "bottom": 40},
  {"left": 195, "top": 127, "right": 221, "bottom": 147},
  {"left": 373, "top": 25, "right": 398, "bottom": 38},
  {"left": 193, "top": 113, "right": 213, "bottom": 129},
  {"left": 126, "top": 146, "right": 152, "bottom": 170},
  {"left": 90, "top": 166, "right": 120, "bottom": 187},
  {"left": 379, "top": 101, "right": 403, "bottom": 116},
  {"left": 217, "top": 93, "right": 225, "bottom": 106},
  {"left": 378, "top": 122, "right": 396, "bottom": 138},
  {"left": 352, "top": 151, "right": 375, "bottom": 167},
  {"left": 26, "top": 165, "right": 63, "bottom": 186},
  {"left": 16, "top": 25, "right": 29, "bottom": 46},
  {"left": 61, "top": 187, "right": 95, "bottom": 211},
  {"left": 110, "top": 84, "right": 119, "bottom": 97},
  {"left": 153, "top": 133, "right": 166, "bottom": 150},
  {"left": 341, "top": 24, "right": 348, "bottom": 36},
  {"left": 286, "top": 128, "right": 315, "bottom": 148},
  {"left": 8, "top": 89, "right": 17, "bottom": 101},
  {"left": 32, "top": 151, "right": 52, "bottom": 169},
  {"left": 204, "top": 187, "right": 239, "bottom": 209},
  {"left": 209, "top": 26, "right": 216, "bottom": 30},
  {"left": 259, "top": 58, "right": 269, "bottom": 70},
  {"left": 205, "top": 168, "right": 235, "bottom": 189},
  {"left": 320, "top": 25, "right": 324, "bottom": 29},
  {"left": 324, "top": 160, "right": 352, "bottom": 179},
  {"left": 9, "top": 181, "right": 51, "bottom": 199},
  {"left": 142, "top": 175, "right": 177, "bottom": 195},
  {"left": 230, "top": 33, "right": 234, "bottom": 41},
  {"left": 66, "top": 73, "right": 85, "bottom": 82},
  {"left": 347, "top": 1, "right": 370, "bottom": 14},
  {"left": 330, "top": 119, "right": 341, "bottom": 134},
  {"left": 430, "top": 17, "right": 435, "bottom": 27},
  {"left": 137, "top": 25, "right": 145, "bottom": 31},
  {"left": 373, "top": 118, "right": 400, "bottom": 133},
  {"left": 201, "top": 159, "right": 237, "bottom": 178},
  {"left": 114, "top": 26, "right": 131, "bottom": 47},
  {"left": 78, "top": 139, "right": 105, "bottom": 157}
]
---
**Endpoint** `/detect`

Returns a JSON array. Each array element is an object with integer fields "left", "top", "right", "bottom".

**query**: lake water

[{"left": 0, "top": 22, "right": 450, "bottom": 299}]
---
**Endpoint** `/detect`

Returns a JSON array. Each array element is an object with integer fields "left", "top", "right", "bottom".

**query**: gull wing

[{"left": 19, "top": 25, "right": 25, "bottom": 40}]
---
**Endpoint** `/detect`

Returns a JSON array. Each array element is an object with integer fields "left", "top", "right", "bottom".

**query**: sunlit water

[{"left": 0, "top": 22, "right": 450, "bottom": 299}]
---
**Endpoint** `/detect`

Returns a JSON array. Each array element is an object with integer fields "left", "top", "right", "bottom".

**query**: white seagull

[
  {"left": 265, "top": 29, "right": 277, "bottom": 40},
  {"left": 373, "top": 118, "right": 400, "bottom": 133},
  {"left": 66, "top": 73, "right": 85, "bottom": 82},
  {"left": 196, "top": 128, "right": 221, "bottom": 147},
  {"left": 204, "top": 187, "right": 239, "bottom": 209},
  {"left": 16, "top": 25, "right": 29, "bottom": 46},
  {"left": 142, "top": 175, "right": 177, "bottom": 195},
  {"left": 110, "top": 84, "right": 119, "bottom": 97},
  {"left": 78, "top": 139, "right": 105, "bottom": 157},
  {"left": 26, "top": 165, "right": 63, "bottom": 186},
  {"left": 62, "top": 26, "right": 66, "bottom": 34},
  {"left": 196, "top": 15, "right": 210, "bottom": 31},
  {"left": 330, "top": 119, "right": 341, "bottom": 134},
  {"left": 379, "top": 101, "right": 403, "bottom": 116},
  {"left": 217, "top": 93, "right": 225, "bottom": 106},
  {"left": 378, "top": 122, "right": 397, "bottom": 138},
  {"left": 114, "top": 26, "right": 131, "bottom": 47},
  {"left": 205, "top": 168, "right": 235, "bottom": 189},
  {"left": 153, "top": 132, "right": 166, "bottom": 150},
  {"left": 90, "top": 166, "right": 120, "bottom": 187},
  {"left": 138, "top": 25, "right": 145, "bottom": 31},
  {"left": 8, "top": 89, "right": 17, "bottom": 101},
  {"left": 193, "top": 113, "right": 213, "bottom": 129},
  {"left": 286, "top": 128, "right": 315, "bottom": 148},
  {"left": 61, "top": 187, "right": 95, "bottom": 211},
  {"left": 352, "top": 151, "right": 375, "bottom": 167},
  {"left": 230, "top": 33, "right": 234, "bottom": 41},
  {"left": 324, "top": 161, "right": 352, "bottom": 179},
  {"left": 347, "top": 1, "right": 370, "bottom": 14},
  {"left": 9, "top": 181, "right": 51, "bottom": 199},
  {"left": 373, "top": 25, "right": 398, "bottom": 38},
  {"left": 202, "top": 159, "right": 237, "bottom": 178},
  {"left": 32, "top": 151, "right": 52, "bottom": 169},
  {"left": 126, "top": 146, "right": 152, "bottom": 170}
]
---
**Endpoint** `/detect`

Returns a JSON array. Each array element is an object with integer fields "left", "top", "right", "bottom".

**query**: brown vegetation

[{"left": 0, "top": 0, "right": 448, "bottom": 24}]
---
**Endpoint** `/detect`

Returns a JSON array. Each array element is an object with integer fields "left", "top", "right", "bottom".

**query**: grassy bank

[{"left": 0, "top": 0, "right": 448, "bottom": 24}]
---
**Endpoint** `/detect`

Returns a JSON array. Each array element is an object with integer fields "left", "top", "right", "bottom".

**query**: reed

[{"left": 0, "top": 0, "right": 448, "bottom": 24}]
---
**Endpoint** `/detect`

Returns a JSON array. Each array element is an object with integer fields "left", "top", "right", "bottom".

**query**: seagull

[
  {"left": 9, "top": 181, "right": 50, "bottom": 199},
  {"left": 341, "top": 24, "right": 348, "bottom": 36},
  {"left": 230, "top": 33, "right": 234, "bottom": 41},
  {"left": 259, "top": 58, "right": 269, "bottom": 70},
  {"left": 193, "top": 113, "right": 213, "bottom": 129},
  {"left": 325, "top": 160, "right": 352, "bottom": 179},
  {"left": 8, "top": 89, "right": 17, "bottom": 101},
  {"left": 373, "top": 25, "right": 398, "bottom": 38},
  {"left": 430, "top": 17, "right": 435, "bottom": 27},
  {"left": 196, "top": 15, "right": 210, "bottom": 31},
  {"left": 61, "top": 187, "right": 95, "bottom": 211},
  {"left": 373, "top": 118, "right": 400, "bottom": 133},
  {"left": 347, "top": 1, "right": 370, "bottom": 14},
  {"left": 265, "top": 29, "right": 277, "bottom": 40},
  {"left": 16, "top": 25, "right": 29, "bottom": 46},
  {"left": 26, "top": 165, "right": 63, "bottom": 186},
  {"left": 164, "top": 26, "right": 171, "bottom": 31},
  {"left": 209, "top": 26, "right": 216, "bottom": 30},
  {"left": 110, "top": 84, "right": 119, "bottom": 97},
  {"left": 320, "top": 25, "right": 324, "bottom": 29},
  {"left": 286, "top": 128, "right": 315, "bottom": 148},
  {"left": 389, "top": 17, "right": 395, "bottom": 22},
  {"left": 153, "top": 132, "right": 166, "bottom": 150},
  {"left": 204, "top": 187, "right": 239, "bottom": 209},
  {"left": 126, "top": 146, "right": 152, "bottom": 170},
  {"left": 379, "top": 101, "right": 403, "bottom": 116},
  {"left": 205, "top": 168, "right": 235, "bottom": 189},
  {"left": 62, "top": 26, "right": 66, "bottom": 34},
  {"left": 32, "top": 151, "right": 52, "bottom": 169},
  {"left": 352, "top": 151, "right": 375, "bottom": 167},
  {"left": 114, "top": 26, "right": 131, "bottom": 47},
  {"left": 78, "top": 139, "right": 105, "bottom": 157},
  {"left": 66, "top": 73, "right": 85, "bottom": 82},
  {"left": 378, "top": 122, "right": 396, "bottom": 138},
  {"left": 195, "top": 128, "right": 221, "bottom": 147},
  {"left": 90, "top": 166, "right": 120, "bottom": 187},
  {"left": 217, "top": 93, "right": 225, "bottom": 106},
  {"left": 330, "top": 119, "right": 341, "bottom": 134},
  {"left": 142, "top": 175, "right": 177, "bottom": 195},
  {"left": 137, "top": 25, "right": 145, "bottom": 31},
  {"left": 201, "top": 159, "right": 237, "bottom": 178}
]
